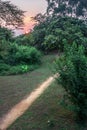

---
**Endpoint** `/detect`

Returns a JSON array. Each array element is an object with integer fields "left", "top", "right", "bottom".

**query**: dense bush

[
  {"left": 55, "top": 43, "right": 87, "bottom": 121},
  {"left": 1, "top": 43, "right": 41, "bottom": 65},
  {"left": 0, "top": 41, "right": 41, "bottom": 75},
  {"left": 3, "top": 43, "right": 41, "bottom": 65},
  {"left": 16, "top": 45, "right": 41, "bottom": 64}
]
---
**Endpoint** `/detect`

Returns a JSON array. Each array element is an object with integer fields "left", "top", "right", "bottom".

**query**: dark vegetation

[
  {"left": 30, "top": 17, "right": 87, "bottom": 52},
  {"left": 55, "top": 43, "right": 87, "bottom": 121},
  {"left": 0, "top": 38, "right": 41, "bottom": 75},
  {"left": 0, "top": 0, "right": 87, "bottom": 126}
]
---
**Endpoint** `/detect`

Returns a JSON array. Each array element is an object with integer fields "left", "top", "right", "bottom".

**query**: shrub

[
  {"left": 15, "top": 45, "right": 41, "bottom": 65},
  {"left": 55, "top": 43, "right": 87, "bottom": 121},
  {"left": 2, "top": 43, "right": 41, "bottom": 65},
  {"left": 43, "top": 35, "right": 58, "bottom": 51},
  {"left": 15, "top": 33, "right": 34, "bottom": 46},
  {"left": 9, "top": 65, "right": 39, "bottom": 75},
  {"left": 8, "top": 65, "right": 29, "bottom": 75},
  {"left": 0, "top": 42, "right": 42, "bottom": 75}
]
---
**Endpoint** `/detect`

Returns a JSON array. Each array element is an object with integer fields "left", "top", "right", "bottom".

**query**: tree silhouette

[{"left": 0, "top": 0, "right": 25, "bottom": 28}]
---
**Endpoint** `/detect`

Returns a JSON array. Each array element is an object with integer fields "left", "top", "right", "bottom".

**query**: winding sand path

[{"left": 0, "top": 74, "right": 58, "bottom": 130}]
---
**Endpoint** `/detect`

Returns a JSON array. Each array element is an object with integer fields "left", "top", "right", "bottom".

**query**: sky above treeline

[{"left": 10, "top": 0, "right": 47, "bottom": 35}]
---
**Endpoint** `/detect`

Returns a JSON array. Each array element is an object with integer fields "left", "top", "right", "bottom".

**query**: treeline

[
  {"left": 14, "top": 0, "right": 87, "bottom": 53},
  {"left": 14, "top": 16, "right": 87, "bottom": 53}
]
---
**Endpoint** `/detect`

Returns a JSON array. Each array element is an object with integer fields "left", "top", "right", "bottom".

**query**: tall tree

[
  {"left": 0, "top": 0, "right": 25, "bottom": 28},
  {"left": 46, "top": 0, "right": 87, "bottom": 20}
]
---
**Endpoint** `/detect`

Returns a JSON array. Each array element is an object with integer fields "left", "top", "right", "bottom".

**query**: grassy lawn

[
  {"left": 0, "top": 54, "right": 58, "bottom": 117},
  {"left": 8, "top": 82, "right": 87, "bottom": 130}
]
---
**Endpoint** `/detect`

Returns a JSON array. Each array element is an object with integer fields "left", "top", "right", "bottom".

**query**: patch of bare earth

[{"left": 0, "top": 74, "right": 58, "bottom": 130}]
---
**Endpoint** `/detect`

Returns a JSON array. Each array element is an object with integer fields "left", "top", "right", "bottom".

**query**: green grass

[
  {"left": 8, "top": 82, "right": 87, "bottom": 130},
  {"left": 0, "top": 54, "right": 57, "bottom": 117}
]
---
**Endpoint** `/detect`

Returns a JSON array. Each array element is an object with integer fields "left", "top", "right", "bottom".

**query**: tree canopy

[
  {"left": 46, "top": 0, "right": 87, "bottom": 20},
  {"left": 0, "top": 0, "right": 25, "bottom": 28},
  {"left": 30, "top": 16, "right": 87, "bottom": 52}
]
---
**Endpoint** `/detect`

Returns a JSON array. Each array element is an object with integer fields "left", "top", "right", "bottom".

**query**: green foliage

[
  {"left": 1, "top": 43, "right": 41, "bottom": 65},
  {"left": 55, "top": 43, "right": 87, "bottom": 120},
  {"left": 46, "top": 17, "right": 87, "bottom": 51},
  {"left": 8, "top": 65, "right": 29, "bottom": 75},
  {"left": 15, "top": 33, "right": 34, "bottom": 46},
  {"left": 0, "top": 27, "right": 41, "bottom": 76},
  {"left": 31, "top": 17, "right": 87, "bottom": 52},
  {"left": 0, "top": 41, "right": 41, "bottom": 75},
  {"left": 15, "top": 45, "right": 41, "bottom": 65},
  {"left": 13, "top": 17, "right": 87, "bottom": 54},
  {"left": 32, "top": 23, "right": 46, "bottom": 50},
  {"left": 0, "top": 63, "right": 39, "bottom": 75},
  {"left": 43, "top": 35, "right": 58, "bottom": 51}
]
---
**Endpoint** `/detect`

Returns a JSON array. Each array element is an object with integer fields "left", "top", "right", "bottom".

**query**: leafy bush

[
  {"left": 0, "top": 64, "right": 39, "bottom": 75},
  {"left": 2, "top": 43, "right": 41, "bottom": 65},
  {"left": 0, "top": 42, "right": 41, "bottom": 75},
  {"left": 55, "top": 43, "right": 87, "bottom": 121},
  {"left": 43, "top": 35, "right": 58, "bottom": 51},
  {"left": 8, "top": 65, "right": 29, "bottom": 75},
  {"left": 9, "top": 64, "right": 39, "bottom": 75},
  {"left": 15, "top": 45, "right": 41, "bottom": 65}
]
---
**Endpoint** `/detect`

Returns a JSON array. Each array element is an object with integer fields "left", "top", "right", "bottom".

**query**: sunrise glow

[
  {"left": 24, "top": 16, "right": 32, "bottom": 24},
  {"left": 10, "top": 0, "right": 47, "bottom": 35},
  {"left": 23, "top": 15, "right": 35, "bottom": 34},
  {"left": 25, "top": 30, "right": 29, "bottom": 34}
]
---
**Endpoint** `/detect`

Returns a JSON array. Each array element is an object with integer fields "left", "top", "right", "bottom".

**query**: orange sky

[{"left": 23, "top": 16, "right": 34, "bottom": 33}]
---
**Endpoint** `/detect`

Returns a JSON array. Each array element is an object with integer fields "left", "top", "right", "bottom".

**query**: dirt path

[{"left": 0, "top": 74, "right": 58, "bottom": 130}]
